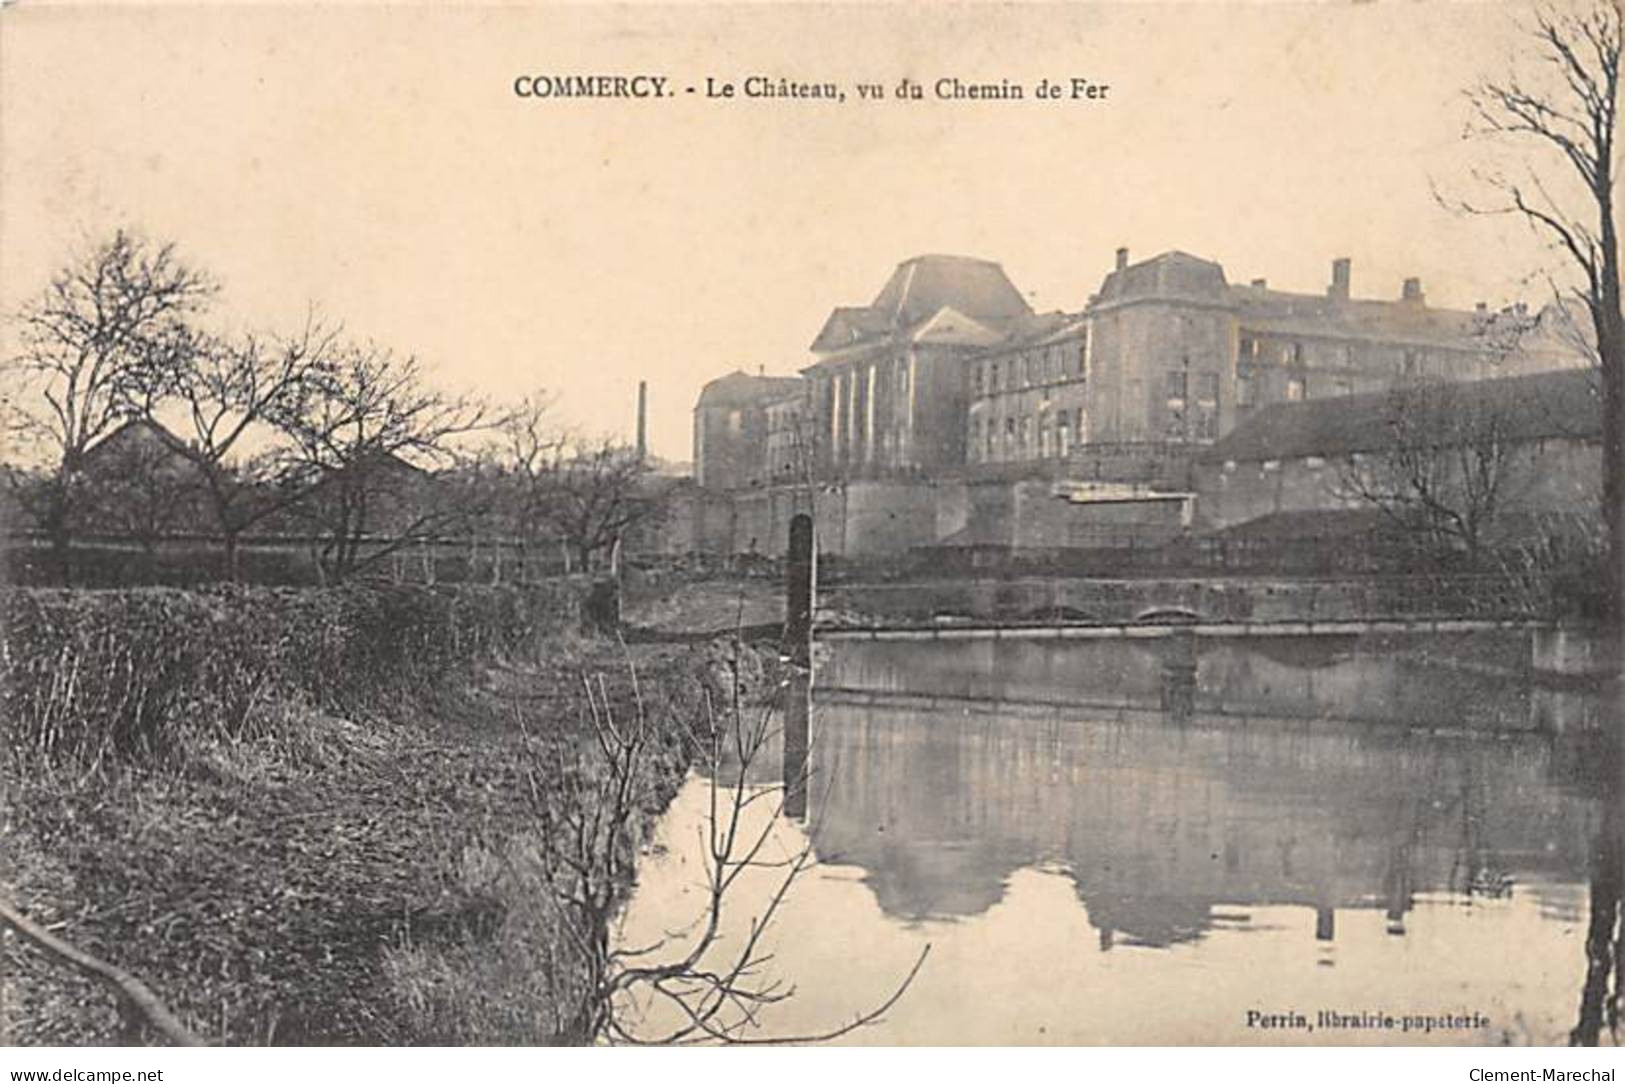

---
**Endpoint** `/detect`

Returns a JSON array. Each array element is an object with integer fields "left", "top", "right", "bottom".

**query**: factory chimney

[
  {"left": 636, "top": 381, "right": 648, "bottom": 461},
  {"left": 1115, "top": 246, "right": 1130, "bottom": 271},
  {"left": 1328, "top": 257, "right": 1351, "bottom": 302}
]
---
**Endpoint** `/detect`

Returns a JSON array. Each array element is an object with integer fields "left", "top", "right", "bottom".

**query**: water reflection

[
  {"left": 818, "top": 632, "right": 1584, "bottom": 732},
  {"left": 624, "top": 633, "right": 1620, "bottom": 1044}
]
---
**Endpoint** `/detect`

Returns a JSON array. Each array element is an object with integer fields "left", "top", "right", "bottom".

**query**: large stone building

[
  {"left": 692, "top": 370, "right": 806, "bottom": 490},
  {"left": 968, "top": 248, "right": 1584, "bottom": 471},
  {"left": 803, "top": 254, "right": 1037, "bottom": 478},
  {"left": 686, "top": 246, "right": 1592, "bottom": 559},
  {"left": 965, "top": 313, "right": 1090, "bottom": 465}
]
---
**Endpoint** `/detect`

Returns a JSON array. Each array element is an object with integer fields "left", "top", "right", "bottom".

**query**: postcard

[{"left": 0, "top": 0, "right": 1620, "bottom": 1057}]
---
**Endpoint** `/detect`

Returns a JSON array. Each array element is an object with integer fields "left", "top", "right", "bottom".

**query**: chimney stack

[
  {"left": 1401, "top": 277, "right": 1425, "bottom": 304},
  {"left": 1328, "top": 257, "right": 1351, "bottom": 302},
  {"left": 636, "top": 380, "right": 648, "bottom": 460},
  {"left": 1115, "top": 246, "right": 1129, "bottom": 271},
  {"left": 1251, "top": 278, "right": 1267, "bottom": 289}
]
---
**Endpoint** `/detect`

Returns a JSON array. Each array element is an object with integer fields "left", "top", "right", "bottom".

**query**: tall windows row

[
  {"left": 970, "top": 333, "right": 1089, "bottom": 396},
  {"left": 969, "top": 406, "right": 1088, "bottom": 463}
]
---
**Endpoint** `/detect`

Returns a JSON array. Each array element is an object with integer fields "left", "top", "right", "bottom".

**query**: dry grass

[{"left": 0, "top": 573, "right": 782, "bottom": 1046}]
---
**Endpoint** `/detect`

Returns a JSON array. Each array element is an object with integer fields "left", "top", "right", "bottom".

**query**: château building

[
  {"left": 803, "top": 253, "right": 1037, "bottom": 478},
  {"left": 691, "top": 370, "right": 805, "bottom": 490},
  {"left": 686, "top": 245, "right": 1591, "bottom": 559}
]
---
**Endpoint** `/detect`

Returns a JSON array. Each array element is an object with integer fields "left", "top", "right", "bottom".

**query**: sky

[{"left": 0, "top": 1, "right": 1583, "bottom": 464}]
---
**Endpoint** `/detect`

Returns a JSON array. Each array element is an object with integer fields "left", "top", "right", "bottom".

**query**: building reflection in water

[
  {"left": 636, "top": 631, "right": 1617, "bottom": 1043},
  {"left": 811, "top": 636, "right": 1601, "bottom": 924},
  {"left": 796, "top": 634, "right": 1616, "bottom": 1035}
]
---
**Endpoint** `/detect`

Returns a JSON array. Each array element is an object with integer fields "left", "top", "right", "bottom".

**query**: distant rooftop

[
  {"left": 1094, "top": 248, "right": 1589, "bottom": 353},
  {"left": 1205, "top": 368, "right": 1601, "bottom": 464},
  {"left": 810, "top": 254, "right": 1033, "bottom": 354},
  {"left": 695, "top": 370, "right": 805, "bottom": 408},
  {"left": 1093, "top": 250, "right": 1229, "bottom": 307}
]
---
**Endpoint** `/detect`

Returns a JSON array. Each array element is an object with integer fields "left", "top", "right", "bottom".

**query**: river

[{"left": 615, "top": 631, "right": 1621, "bottom": 1045}]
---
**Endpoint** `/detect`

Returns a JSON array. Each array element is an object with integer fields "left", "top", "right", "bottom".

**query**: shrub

[{"left": 0, "top": 581, "right": 585, "bottom": 767}]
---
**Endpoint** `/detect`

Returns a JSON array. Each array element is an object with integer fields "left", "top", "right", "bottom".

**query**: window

[
  {"left": 1165, "top": 403, "right": 1188, "bottom": 441},
  {"left": 1237, "top": 378, "right": 1255, "bottom": 408},
  {"left": 1402, "top": 349, "right": 1419, "bottom": 377},
  {"left": 1075, "top": 408, "right": 1087, "bottom": 445},
  {"left": 991, "top": 361, "right": 1001, "bottom": 390},
  {"left": 1194, "top": 405, "right": 1218, "bottom": 441},
  {"left": 1078, "top": 337, "right": 1089, "bottom": 377},
  {"left": 1237, "top": 339, "right": 1257, "bottom": 383},
  {"left": 1039, "top": 413, "right": 1052, "bottom": 458},
  {"left": 1197, "top": 373, "right": 1219, "bottom": 402},
  {"left": 1057, "top": 412, "right": 1071, "bottom": 456},
  {"left": 1286, "top": 342, "right": 1304, "bottom": 366},
  {"left": 1020, "top": 415, "right": 1032, "bottom": 456},
  {"left": 1166, "top": 370, "right": 1188, "bottom": 399},
  {"left": 1285, "top": 378, "right": 1305, "bottom": 401}
]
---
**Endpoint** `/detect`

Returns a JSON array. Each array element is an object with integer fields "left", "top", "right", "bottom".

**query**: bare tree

[
  {"left": 1, "top": 230, "right": 215, "bottom": 582},
  {"left": 493, "top": 391, "right": 568, "bottom": 580},
  {"left": 536, "top": 436, "right": 668, "bottom": 574},
  {"left": 268, "top": 340, "right": 493, "bottom": 583},
  {"left": 525, "top": 653, "right": 927, "bottom": 1044},
  {"left": 77, "top": 421, "right": 202, "bottom": 562},
  {"left": 1569, "top": 727, "right": 1623, "bottom": 1047},
  {"left": 170, "top": 317, "right": 338, "bottom": 580},
  {"left": 1454, "top": 0, "right": 1623, "bottom": 622},
  {"left": 1331, "top": 383, "right": 1520, "bottom": 567}
]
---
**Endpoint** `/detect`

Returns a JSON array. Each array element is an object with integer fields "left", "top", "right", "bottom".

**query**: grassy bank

[{"left": 0, "top": 582, "right": 772, "bottom": 1045}]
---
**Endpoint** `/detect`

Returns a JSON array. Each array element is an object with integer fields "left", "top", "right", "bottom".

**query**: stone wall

[{"left": 1196, "top": 436, "right": 1602, "bottom": 531}]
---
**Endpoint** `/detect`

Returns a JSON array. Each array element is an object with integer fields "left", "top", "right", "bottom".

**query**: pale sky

[{"left": 0, "top": 1, "right": 1579, "bottom": 463}]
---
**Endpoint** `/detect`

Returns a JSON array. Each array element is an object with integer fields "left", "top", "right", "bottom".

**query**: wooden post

[
  {"left": 785, "top": 514, "right": 815, "bottom": 667},
  {"left": 783, "top": 513, "right": 815, "bottom": 820},
  {"left": 784, "top": 670, "right": 810, "bottom": 821}
]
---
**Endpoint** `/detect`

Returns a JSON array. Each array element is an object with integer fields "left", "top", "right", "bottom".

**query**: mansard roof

[
  {"left": 1092, "top": 251, "right": 1230, "bottom": 307},
  {"left": 696, "top": 370, "right": 806, "bottom": 408},
  {"left": 1229, "top": 284, "right": 1585, "bottom": 352},
  {"left": 809, "top": 254, "right": 1033, "bottom": 354},
  {"left": 1091, "top": 249, "right": 1592, "bottom": 362},
  {"left": 809, "top": 307, "right": 895, "bottom": 352},
  {"left": 871, "top": 254, "right": 1032, "bottom": 327}
]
